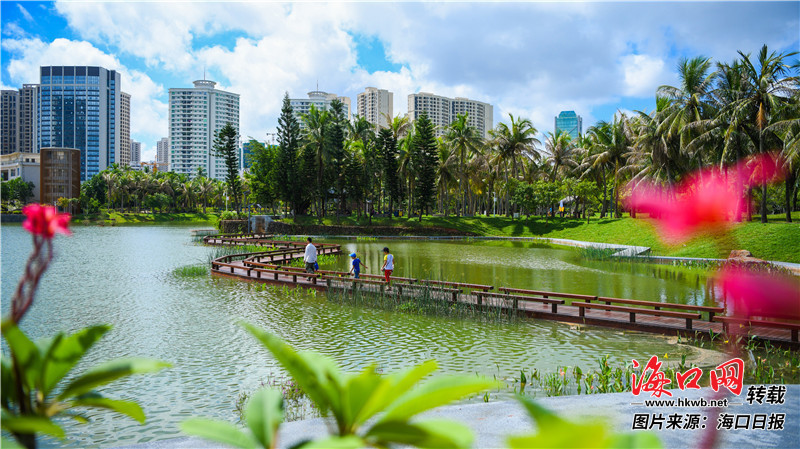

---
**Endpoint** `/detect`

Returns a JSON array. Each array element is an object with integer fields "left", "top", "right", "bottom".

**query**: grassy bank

[
  {"left": 288, "top": 212, "right": 800, "bottom": 263},
  {"left": 74, "top": 211, "right": 219, "bottom": 226}
]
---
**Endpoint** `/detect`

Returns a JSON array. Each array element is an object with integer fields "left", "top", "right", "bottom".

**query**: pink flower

[
  {"left": 627, "top": 153, "right": 784, "bottom": 244},
  {"left": 22, "top": 204, "right": 71, "bottom": 239},
  {"left": 716, "top": 266, "right": 800, "bottom": 322}
]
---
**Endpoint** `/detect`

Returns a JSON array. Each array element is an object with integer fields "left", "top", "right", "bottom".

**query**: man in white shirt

[{"left": 304, "top": 237, "right": 318, "bottom": 276}]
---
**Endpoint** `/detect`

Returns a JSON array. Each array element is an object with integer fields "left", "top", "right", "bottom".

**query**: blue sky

[{"left": 2, "top": 1, "right": 798, "bottom": 161}]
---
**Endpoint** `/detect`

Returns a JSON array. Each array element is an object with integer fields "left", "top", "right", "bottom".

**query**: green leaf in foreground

[
  {"left": 181, "top": 418, "right": 256, "bottom": 449},
  {"left": 508, "top": 395, "right": 663, "bottom": 449}
]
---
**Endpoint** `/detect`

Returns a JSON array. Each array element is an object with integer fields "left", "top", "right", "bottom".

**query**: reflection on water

[{"left": 1, "top": 226, "right": 720, "bottom": 447}]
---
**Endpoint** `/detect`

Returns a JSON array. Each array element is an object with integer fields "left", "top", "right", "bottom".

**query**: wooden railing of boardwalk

[{"left": 206, "top": 235, "right": 800, "bottom": 347}]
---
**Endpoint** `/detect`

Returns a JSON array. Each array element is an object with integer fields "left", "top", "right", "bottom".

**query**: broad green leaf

[
  {"left": 508, "top": 395, "right": 662, "bottom": 449},
  {"left": 379, "top": 376, "right": 494, "bottom": 423},
  {"left": 298, "top": 435, "right": 364, "bottom": 449},
  {"left": 246, "top": 388, "right": 284, "bottom": 449},
  {"left": 70, "top": 392, "right": 146, "bottom": 423},
  {"left": 366, "top": 419, "right": 474, "bottom": 448},
  {"left": 341, "top": 365, "right": 383, "bottom": 431},
  {"left": 1, "top": 320, "right": 41, "bottom": 390},
  {"left": 0, "top": 411, "right": 65, "bottom": 439},
  {"left": 181, "top": 418, "right": 256, "bottom": 449},
  {"left": 58, "top": 358, "right": 170, "bottom": 400},
  {"left": 357, "top": 360, "right": 438, "bottom": 424},
  {"left": 241, "top": 322, "right": 340, "bottom": 413},
  {"left": 40, "top": 325, "right": 111, "bottom": 396}
]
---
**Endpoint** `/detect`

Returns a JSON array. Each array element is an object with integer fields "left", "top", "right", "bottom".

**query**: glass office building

[
  {"left": 554, "top": 111, "right": 583, "bottom": 140},
  {"left": 38, "top": 66, "right": 121, "bottom": 181}
]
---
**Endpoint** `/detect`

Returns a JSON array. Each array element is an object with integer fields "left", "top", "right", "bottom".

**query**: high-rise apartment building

[
  {"left": 451, "top": 97, "right": 493, "bottom": 138},
  {"left": 1, "top": 90, "right": 19, "bottom": 154},
  {"left": 356, "top": 87, "right": 393, "bottom": 129},
  {"left": 408, "top": 93, "right": 494, "bottom": 138},
  {"left": 19, "top": 84, "right": 39, "bottom": 153},
  {"left": 168, "top": 79, "right": 240, "bottom": 180},
  {"left": 1, "top": 85, "right": 40, "bottom": 155},
  {"left": 156, "top": 137, "right": 169, "bottom": 171},
  {"left": 555, "top": 111, "right": 582, "bottom": 140},
  {"left": 119, "top": 92, "right": 131, "bottom": 166},
  {"left": 130, "top": 140, "right": 141, "bottom": 164},
  {"left": 290, "top": 90, "right": 351, "bottom": 128},
  {"left": 38, "top": 66, "right": 122, "bottom": 181}
]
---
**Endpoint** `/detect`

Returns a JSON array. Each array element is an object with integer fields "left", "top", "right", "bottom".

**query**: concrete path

[{"left": 118, "top": 385, "right": 799, "bottom": 449}]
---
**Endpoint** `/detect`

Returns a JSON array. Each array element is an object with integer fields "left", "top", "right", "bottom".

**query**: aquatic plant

[
  {"left": 326, "top": 284, "right": 519, "bottom": 323},
  {"left": 236, "top": 374, "right": 318, "bottom": 423},
  {"left": 183, "top": 323, "right": 495, "bottom": 448},
  {"left": 173, "top": 264, "right": 208, "bottom": 277}
]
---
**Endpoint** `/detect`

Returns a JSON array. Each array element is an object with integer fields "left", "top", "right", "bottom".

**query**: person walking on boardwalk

[
  {"left": 304, "top": 237, "right": 317, "bottom": 280},
  {"left": 348, "top": 252, "right": 367, "bottom": 279},
  {"left": 381, "top": 247, "right": 394, "bottom": 289}
]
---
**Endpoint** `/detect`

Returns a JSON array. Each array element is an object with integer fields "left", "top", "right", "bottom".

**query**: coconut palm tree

[
  {"left": 348, "top": 115, "right": 375, "bottom": 144},
  {"left": 436, "top": 140, "right": 459, "bottom": 215},
  {"left": 385, "top": 113, "right": 410, "bottom": 141},
  {"left": 657, "top": 56, "right": 716, "bottom": 166},
  {"left": 543, "top": 129, "right": 578, "bottom": 182},
  {"left": 444, "top": 113, "right": 484, "bottom": 216},
  {"left": 727, "top": 45, "right": 799, "bottom": 222},
  {"left": 489, "top": 114, "right": 541, "bottom": 216},
  {"left": 301, "top": 105, "right": 330, "bottom": 218},
  {"left": 587, "top": 114, "right": 632, "bottom": 218}
]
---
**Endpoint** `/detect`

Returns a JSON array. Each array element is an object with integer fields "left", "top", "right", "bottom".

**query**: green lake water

[{"left": 1, "top": 225, "right": 722, "bottom": 447}]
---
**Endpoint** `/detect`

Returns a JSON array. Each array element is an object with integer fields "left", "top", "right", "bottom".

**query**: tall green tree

[
  {"left": 246, "top": 140, "right": 278, "bottom": 212},
  {"left": 444, "top": 113, "right": 483, "bottom": 216},
  {"left": 276, "top": 93, "right": 301, "bottom": 215},
  {"left": 543, "top": 130, "right": 577, "bottom": 182},
  {"left": 730, "top": 45, "right": 799, "bottom": 223},
  {"left": 213, "top": 123, "right": 242, "bottom": 213},
  {"left": 326, "top": 100, "right": 348, "bottom": 215},
  {"left": 412, "top": 112, "right": 439, "bottom": 220},
  {"left": 301, "top": 105, "right": 330, "bottom": 218},
  {"left": 377, "top": 128, "right": 402, "bottom": 215}
]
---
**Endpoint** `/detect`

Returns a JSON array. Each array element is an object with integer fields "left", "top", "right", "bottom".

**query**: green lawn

[
  {"left": 75, "top": 211, "right": 219, "bottom": 225},
  {"left": 289, "top": 212, "right": 800, "bottom": 263}
]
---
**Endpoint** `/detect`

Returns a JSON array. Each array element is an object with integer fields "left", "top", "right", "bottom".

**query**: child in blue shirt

[{"left": 349, "top": 253, "right": 367, "bottom": 278}]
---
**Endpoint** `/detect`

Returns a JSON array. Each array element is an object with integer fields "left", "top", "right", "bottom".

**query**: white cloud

[
  {"left": 1, "top": 37, "right": 168, "bottom": 157},
  {"left": 2, "top": 1, "right": 794, "bottom": 155},
  {"left": 621, "top": 54, "right": 667, "bottom": 97},
  {"left": 16, "top": 4, "right": 34, "bottom": 22}
]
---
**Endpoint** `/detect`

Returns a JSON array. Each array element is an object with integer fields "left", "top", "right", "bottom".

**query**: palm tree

[
  {"left": 657, "top": 56, "right": 716, "bottom": 168},
  {"left": 301, "top": 105, "right": 330, "bottom": 218},
  {"left": 765, "top": 97, "right": 800, "bottom": 222},
  {"left": 348, "top": 115, "right": 375, "bottom": 144},
  {"left": 444, "top": 113, "right": 483, "bottom": 215},
  {"left": 627, "top": 97, "right": 684, "bottom": 189},
  {"left": 728, "top": 45, "right": 799, "bottom": 222},
  {"left": 543, "top": 130, "right": 578, "bottom": 182},
  {"left": 489, "top": 114, "right": 541, "bottom": 216},
  {"left": 587, "top": 113, "right": 632, "bottom": 218},
  {"left": 196, "top": 177, "right": 215, "bottom": 213},
  {"left": 385, "top": 113, "right": 410, "bottom": 141},
  {"left": 436, "top": 140, "right": 458, "bottom": 215}
]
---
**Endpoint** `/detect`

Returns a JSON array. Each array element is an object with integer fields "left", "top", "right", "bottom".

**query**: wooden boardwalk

[{"left": 206, "top": 236, "right": 800, "bottom": 347}]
